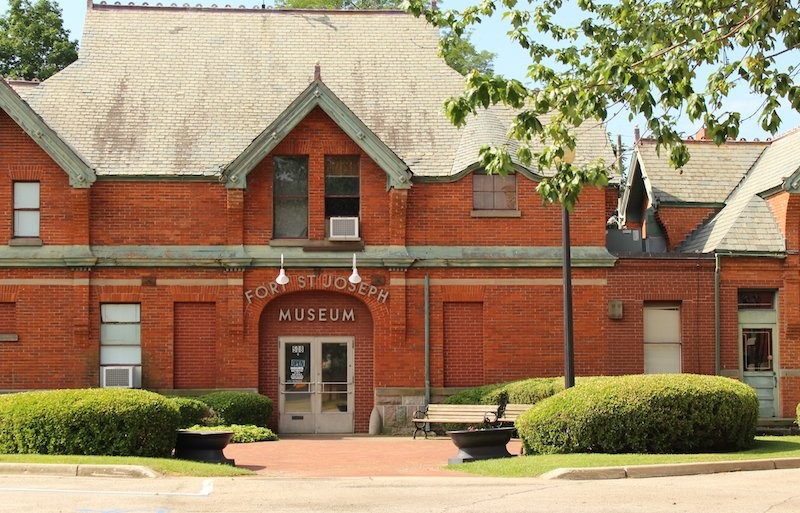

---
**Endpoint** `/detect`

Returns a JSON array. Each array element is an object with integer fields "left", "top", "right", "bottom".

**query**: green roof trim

[
  {"left": 0, "top": 80, "right": 96, "bottom": 188},
  {"left": 0, "top": 245, "right": 616, "bottom": 269},
  {"left": 222, "top": 79, "right": 411, "bottom": 190}
]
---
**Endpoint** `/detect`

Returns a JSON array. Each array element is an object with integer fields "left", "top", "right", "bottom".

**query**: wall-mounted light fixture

[
  {"left": 275, "top": 253, "right": 361, "bottom": 285},
  {"left": 349, "top": 253, "right": 362, "bottom": 284},
  {"left": 276, "top": 254, "right": 289, "bottom": 285}
]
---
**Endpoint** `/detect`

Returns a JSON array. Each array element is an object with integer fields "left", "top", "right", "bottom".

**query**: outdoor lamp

[
  {"left": 349, "top": 253, "right": 362, "bottom": 284},
  {"left": 276, "top": 254, "right": 289, "bottom": 285}
]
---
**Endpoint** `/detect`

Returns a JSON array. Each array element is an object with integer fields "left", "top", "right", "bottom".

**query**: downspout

[
  {"left": 714, "top": 253, "right": 721, "bottom": 376},
  {"left": 424, "top": 274, "right": 431, "bottom": 406}
]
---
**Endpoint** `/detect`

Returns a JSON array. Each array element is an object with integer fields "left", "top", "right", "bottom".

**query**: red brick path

[{"left": 223, "top": 435, "right": 523, "bottom": 477}]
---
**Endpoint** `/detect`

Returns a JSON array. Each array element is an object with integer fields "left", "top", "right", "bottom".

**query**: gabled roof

[
  {"left": 631, "top": 139, "right": 767, "bottom": 205},
  {"left": 223, "top": 79, "right": 410, "bottom": 189},
  {"left": 19, "top": 5, "right": 617, "bottom": 183},
  {"left": 679, "top": 129, "right": 800, "bottom": 254},
  {"left": 19, "top": 6, "right": 468, "bottom": 179},
  {"left": 0, "top": 78, "right": 95, "bottom": 188}
]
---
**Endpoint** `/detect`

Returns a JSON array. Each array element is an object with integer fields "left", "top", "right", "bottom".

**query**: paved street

[{"left": 2, "top": 469, "right": 800, "bottom": 513}]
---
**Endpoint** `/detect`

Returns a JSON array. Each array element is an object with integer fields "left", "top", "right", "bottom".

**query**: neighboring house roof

[
  {"left": 18, "top": 4, "right": 615, "bottom": 182},
  {"left": 632, "top": 139, "right": 768, "bottom": 205},
  {"left": 0, "top": 78, "right": 95, "bottom": 188},
  {"left": 680, "top": 129, "right": 800, "bottom": 254}
]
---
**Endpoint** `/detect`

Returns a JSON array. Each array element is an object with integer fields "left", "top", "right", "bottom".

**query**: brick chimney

[
  {"left": 694, "top": 126, "right": 710, "bottom": 140},
  {"left": 633, "top": 125, "right": 640, "bottom": 144}
]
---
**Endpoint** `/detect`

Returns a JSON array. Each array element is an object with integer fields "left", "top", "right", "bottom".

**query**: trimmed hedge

[
  {"left": 170, "top": 397, "right": 213, "bottom": 428},
  {"left": 445, "top": 377, "right": 564, "bottom": 406},
  {"left": 517, "top": 374, "right": 758, "bottom": 455},
  {"left": 198, "top": 391, "right": 273, "bottom": 427},
  {"left": 0, "top": 389, "right": 180, "bottom": 457}
]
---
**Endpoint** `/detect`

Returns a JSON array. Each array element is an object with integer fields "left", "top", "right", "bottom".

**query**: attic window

[
  {"left": 473, "top": 171, "right": 517, "bottom": 210},
  {"left": 273, "top": 156, "right": 309, "bottom": 239}
]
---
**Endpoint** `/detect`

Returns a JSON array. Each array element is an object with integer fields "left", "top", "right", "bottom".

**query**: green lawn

[
  {"left": 447, "top": 436, "right": 800, "bottom": 477},
  {"left": 0, "top": 453, "right": 253, "bottom": 477}
]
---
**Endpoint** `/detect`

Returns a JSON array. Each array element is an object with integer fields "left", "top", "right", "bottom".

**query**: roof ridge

[{"left": 91, "top": 2, "right": 407, "bottom": 14}]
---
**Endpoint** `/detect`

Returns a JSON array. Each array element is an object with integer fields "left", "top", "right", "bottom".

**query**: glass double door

[{"left": 278, "top": 337, "right": 354, "bottom": 434}]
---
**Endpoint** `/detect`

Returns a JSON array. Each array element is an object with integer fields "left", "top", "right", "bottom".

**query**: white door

[
  {"left": 740, "top": 325, "right": 778, "bottom": 418},
  {"left": 278, "top": 337, "right": 354, "bottom": 434},
  {"left": 643, "top": 303, "right": 682, "bottom": 373}
]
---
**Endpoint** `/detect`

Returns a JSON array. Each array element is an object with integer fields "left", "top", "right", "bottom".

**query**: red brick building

[{"left": 0, "top": 3, "right": 797, "bottom": 433}]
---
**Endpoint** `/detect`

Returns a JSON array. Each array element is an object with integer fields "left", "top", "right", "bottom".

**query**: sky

[{"left": 3, "top": 0, "right": 799, "bottom": 152}]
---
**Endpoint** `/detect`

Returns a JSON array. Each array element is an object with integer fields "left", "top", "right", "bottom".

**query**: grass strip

[
  {"left": 0, "top": 453, "right": 253, "bottom": 477},
  {"left": 447, "top": 436, "right": 800, "bottom": 477}
]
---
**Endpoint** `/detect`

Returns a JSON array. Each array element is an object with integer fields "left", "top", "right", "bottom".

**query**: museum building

[{"left": 0, "top": 1, "right": 799, "bottom": 434}]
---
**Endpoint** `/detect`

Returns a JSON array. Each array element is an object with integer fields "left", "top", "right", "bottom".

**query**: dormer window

[
  {"left": 273, "top": 156, "right": 309, "bottom": 239},
  {"left": 325, "top": 156, "right": 360, "bottom": 240},
  {"left": 325, "top": 156, "right": 360, "bottom": 219}
]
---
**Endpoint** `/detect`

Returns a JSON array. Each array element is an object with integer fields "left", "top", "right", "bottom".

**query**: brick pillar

[
  {"left": 226, "top": 189, "right": 244, "bottom": 245},
  {"left": 70, "top": 188, "right": 90, "bottom": 245},
  {"left": 389, "top": 189, "right": 408, "bottom": 246}
]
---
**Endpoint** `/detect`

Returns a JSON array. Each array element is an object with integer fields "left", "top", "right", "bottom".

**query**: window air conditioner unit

[
  {"left": 329, "top": 217, "right": 360, "bottom": 241},
  {"left": 101, "top": 366, "right": 134, "bottom": 388}
]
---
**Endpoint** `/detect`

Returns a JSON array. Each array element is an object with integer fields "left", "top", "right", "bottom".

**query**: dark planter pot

[
  {"left": 174, "top": 430, "right": 235, "bottom": 465},
  {"left": 445, "top": 427, "right": 515, "bottom": 464}
]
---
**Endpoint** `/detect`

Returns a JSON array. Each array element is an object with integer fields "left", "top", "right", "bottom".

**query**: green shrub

[
  {"left": 198, "top": 392, "right": 273, "bottom": 427},
  {"left": 186, "top": 424, "right": 278, "bottom": 443},
  {"left": 170, "top": 397, "right": 213, "bottom": 428},
  {"left": 445, "top": 377, "right": 564, "bottom": 406},
  {"left": 0, "top": 389, "right": 180, "bottom": 457},
  {"left": 517, "top": 374, "right": 758, "bottom": 455}
]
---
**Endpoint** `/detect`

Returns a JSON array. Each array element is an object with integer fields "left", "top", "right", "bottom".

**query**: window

[
  {"left": 738, "top": 290, "right": 775, "bottom": 310},
  {"left": 100, "top": 304, "right": 141, "bottom": 386},
  {"left": 472, "top": 172, "right": 517, "bottom": 210},
  {"left": 273, "top": 157, "right": 309, "bottom": 239},
  {"left": 325, "top": 156, "right": 360, "bottom": 219},
  {"left": 643, "top": 303, "right": 681, "bottom": 373},
  {"left": 13, "top": 182, "right": 40, "bottom": 238}
]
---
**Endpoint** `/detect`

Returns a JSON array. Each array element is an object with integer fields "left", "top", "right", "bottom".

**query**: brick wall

[
  {"left": 443, "top": 302, "right": 483, "bottom": 387},
  {"left": 655, "top": 206, "right": 719, "bottom": 250},
  {"left": 173, "top": 302, "right": 217, "bottom": 389}
]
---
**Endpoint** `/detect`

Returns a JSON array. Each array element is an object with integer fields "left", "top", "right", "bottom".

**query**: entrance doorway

[
  {"left": 740, "top": 325, "right": 778, "bottom": 417},
  {"left": 738, "top": 289, "right": 779, "bottom": 418},
  {"left": 278, "top": 336, "right": 354, "bottom": 434}
]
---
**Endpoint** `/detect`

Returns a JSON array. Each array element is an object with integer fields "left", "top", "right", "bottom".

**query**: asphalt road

[{"left": 2, "top": 469, "right": 800, "bottom": 513}]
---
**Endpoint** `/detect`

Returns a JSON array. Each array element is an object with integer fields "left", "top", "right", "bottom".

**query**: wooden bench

[
  {"left": 496, "top": 403, "right": 534, "bottom": 424},
  {"left": 412, "top": 404, "right": 499, "bottom": 439}
]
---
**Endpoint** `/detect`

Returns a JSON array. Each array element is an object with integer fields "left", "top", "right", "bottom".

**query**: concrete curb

[
  {"left": 0, "top": 463, "right": 160, "bottom": 478},
  {"left": 540, "top": 457, "right": 800, "bottom": 480}
]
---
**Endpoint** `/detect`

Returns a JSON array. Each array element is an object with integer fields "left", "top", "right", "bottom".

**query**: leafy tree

[
  {"left": 405, "top": 0, "right": 800, "bottom": 210},
  {"left": 441, "top": 28, "right": 495, "bottom": 75},
  {"left": 0, "top": 0, "right": 77, "bottom": 81},
  {"left": 277, "top": 0, "right": 494, "bottom": 75}
]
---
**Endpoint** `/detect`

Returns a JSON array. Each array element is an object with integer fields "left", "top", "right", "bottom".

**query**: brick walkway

[{"left": 223, "top": 435, "right": 523, "bottom": 477}]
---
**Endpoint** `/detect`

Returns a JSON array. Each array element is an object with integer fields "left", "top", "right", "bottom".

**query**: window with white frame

[
  {"left": 100, "top": 304, "right": 141, "bottom": 382},
  {"left": 643, "top": 302, "right": 681, "bottom": 373},
  {"left": 13, "top": 182, "right": 40, "bottom": 238}
]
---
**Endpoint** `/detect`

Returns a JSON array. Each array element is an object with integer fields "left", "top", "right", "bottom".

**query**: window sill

[
  {"left": 269, "top": 239, "right": 365, "bottom": 252},
  {"left": 0, "top": 334, "right": 19, "bottom": 342},
  {"left": 8, "top": 237, "right": 42, "bottom": 246},
  {"left": 269, "top": 239, "right": 311, "bottom": 247},
  {"left": 471, "top": 210, "right": 521, "bottom": 218}
]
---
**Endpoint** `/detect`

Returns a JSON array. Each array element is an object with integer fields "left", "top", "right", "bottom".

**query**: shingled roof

[
  {"left": 680, "top": 129, "right": 800, "bottom": 253},
  {"left": 17, "top": 3, "right": 615, "bottom": 183},
  {"left": 632, "top": 139, "right": 768, "bottom": 205}
]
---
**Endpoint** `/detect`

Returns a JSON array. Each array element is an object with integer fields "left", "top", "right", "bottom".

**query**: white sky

[{"left": 3, "top": 0, "right": 800, "bottom": 151}]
